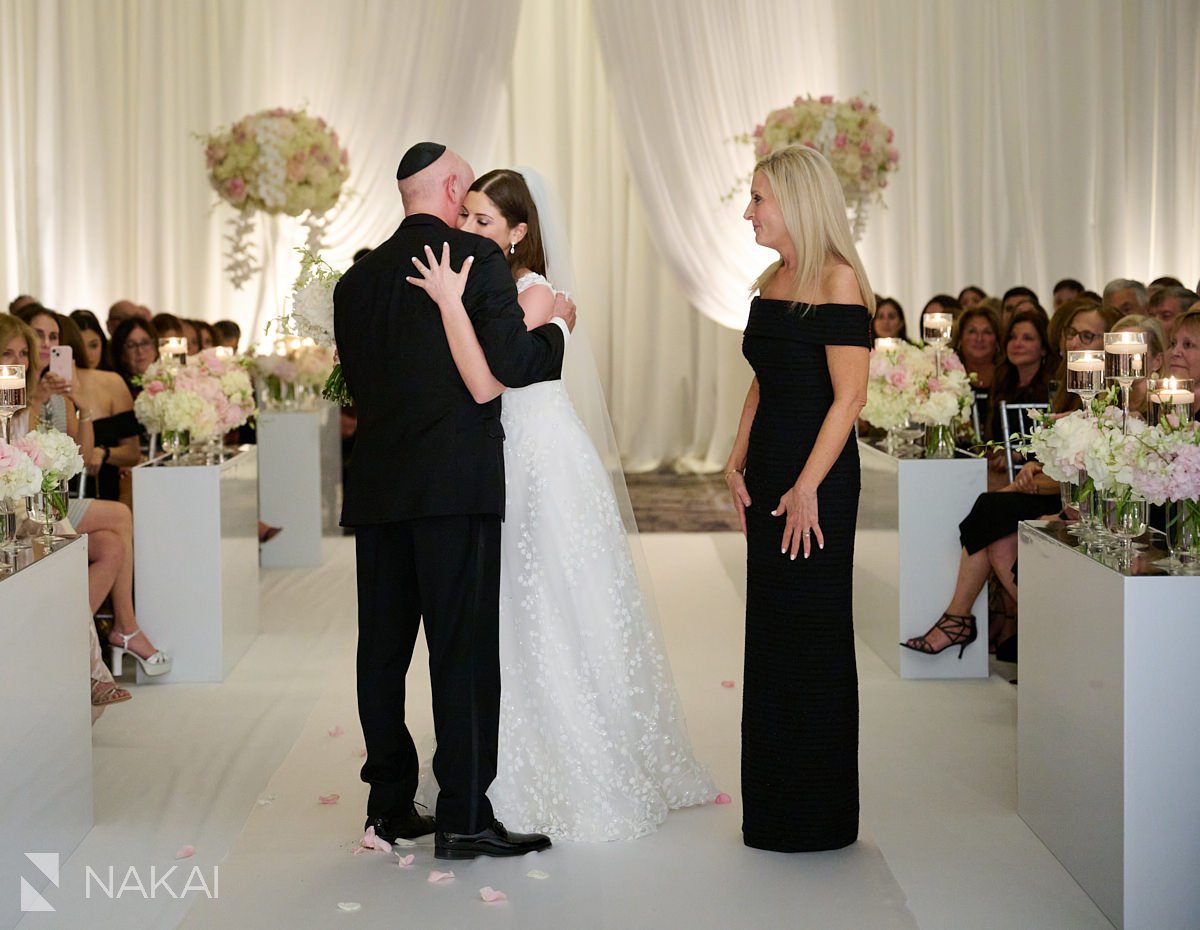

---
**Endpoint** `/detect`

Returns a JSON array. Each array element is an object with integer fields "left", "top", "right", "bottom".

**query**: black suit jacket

[{"left": 334, "top": 214, "right": 565, "bottom": 525}]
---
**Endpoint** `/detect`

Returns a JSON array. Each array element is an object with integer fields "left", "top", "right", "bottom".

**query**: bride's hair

[
  {"left": 469, "top": 169, "right": 548, "bottom": 278},
  {"left": 750, "top": 145, "right": 875, "bottom": 316}
]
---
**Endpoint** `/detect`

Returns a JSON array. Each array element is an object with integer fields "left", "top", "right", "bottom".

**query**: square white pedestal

[
  {"left": 854, "top": 442, "right": 989, "bottom": 678},
  {"left": 258, "top": 411, "right": 323, "bottom": 569},
  {"left": 0, "top": 538, "right": 93, "bottom": 927},
  {"left": 1017, "top": 522, "right": 1200, "bottom": 930},
  {"left": 319, "top": 403, "right": 343, "bottom": 535},
  {"left": 132, "top": 448, "right": 259, "bottom": 683}
]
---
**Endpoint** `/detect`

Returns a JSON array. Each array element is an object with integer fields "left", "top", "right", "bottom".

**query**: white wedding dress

[{"left": 419, "top": 272, "right": 713, "bottom": 841}]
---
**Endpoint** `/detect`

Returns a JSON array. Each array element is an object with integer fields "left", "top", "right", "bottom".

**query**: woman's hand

[
  {"left": 85, "top": 446, "right": 105, "bottom": 476},
  {"left": 406, "top": 242, "right": 473, "bottom": 308},
  {"left": 725, "top": 469, "right": 751, "bottom": 536},
  {"left": 1012, "top": 461, "right": 1044, "bottom": 493},
  {"left": 773, "top": 482, "right": 823, "bottom": 560}
]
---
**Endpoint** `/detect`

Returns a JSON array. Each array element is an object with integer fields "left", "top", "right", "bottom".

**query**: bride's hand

[
  {"left": 773, "top": 482, "right": 823, "bottom": 560},
  {"left": 725, "top": 468, "right": 751, "bottom": 536},
  {"left": 406, "top": 242, "right": 473, "bottom": 308}
]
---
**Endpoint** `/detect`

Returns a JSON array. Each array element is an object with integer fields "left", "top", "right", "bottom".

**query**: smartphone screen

[{"left": 50, "top": 345, "right": 74, "bottom": 381}]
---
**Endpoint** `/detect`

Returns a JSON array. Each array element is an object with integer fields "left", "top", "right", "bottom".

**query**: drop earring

[{"left": 509, "top": 242, "right": 516, "bottom": 254}]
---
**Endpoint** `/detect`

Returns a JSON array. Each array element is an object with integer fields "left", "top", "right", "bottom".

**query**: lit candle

[
  {"left": 300, "top": 337, "right": 316, "bottom": 348},
  {"left": 159, "top": 337, "right": 188, "bottom": 362},
  {"left": 213, "top": 346, "right": 234, "bottom": 359},
  {"left": 1066, "top": 355, "right": 1105, "bottom": 371},
  {"left": 874, "top": 337, "right": 903, "bottom": 351},
  {"left": 1148, "top": 377, "right": 1196, "bottom": 406},
  {"left": 1103, "top": 333, "right": 1148, "bottom": 354},
  {"left": 0, "top": 365, "right": 24, "bottom": 391}
]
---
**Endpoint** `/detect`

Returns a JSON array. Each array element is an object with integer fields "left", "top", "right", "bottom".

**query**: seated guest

[
  {"left": 1102, "top": 278, "right": 1148, "bottom": 316},
  {"left": 957, "top": 285, "right": 987, "bottom": 310},
  {"left": 213, "top": 319, "right": 241, "bottom": 350},
  {"left": 1147, "top": 286, "right": 1200, "bottom": 343},
  {"left": 1149, "top": 275, "right": 1184, "bottom": 296},
  {"left": 1049, "top": 299, "right": 1119, "bottom": 412},
  {"left": 9, "top": 294, "right": 38, "bottom": 313},
  {"left": 151, "top": 312, "right": 184, "bottom": 339},
  {"left": 180, "top": 318, "right": 200, "bottom": 355},
  {"left": 871, "top": 296, "right": 908, "bottom": 341},
  {"left": 1052, "top": 278, "right": 1086, "bottom": 309},
  {"left": 107, "top": 299, "right": 137, "bottom": 335},
  {"left": 952, "top": 303, "right": 1001, "bottom": 437},
  {"left": 1000, "top": 285, "right": 1040, "bottom": 327},
  {"left": 57, "top": 314, "right": 141, "bottom": 500},
  {"left": 918, "top": 294, "right": 963, "bottom": 337},
  {"left": 2, "top": 314, "right": 172, "bottom": 679},
  {"left": 1165, "top": 309, "right": 1200, "bottom": 386},
  {"left": 983, "top": 308, "right": 1058, "bottom": 490},
  {"left": 71, "top": 310, "right": 113, "bottom": 371},
  {"left": 112, "top": 317, "right": 160, "bottom": 395},
  {"left": 193, "top": 320, "right": 218, "bottom": 351},
  {"left": 213, "top": 319, "right": 241, "bottom": 349}
]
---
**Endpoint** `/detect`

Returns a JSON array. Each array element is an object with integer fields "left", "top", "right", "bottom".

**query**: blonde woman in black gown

[{"left": 724, "top": 145, "right": 872, "bottom": 852}]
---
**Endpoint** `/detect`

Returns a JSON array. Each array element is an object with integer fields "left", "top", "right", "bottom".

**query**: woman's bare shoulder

[{"left": 820, "top": 262, "right": 865, "bottom": 305}]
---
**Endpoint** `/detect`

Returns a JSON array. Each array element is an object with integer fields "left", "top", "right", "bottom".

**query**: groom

[{"left": 334, "top": 142, "right": 574, "bottom": 859}]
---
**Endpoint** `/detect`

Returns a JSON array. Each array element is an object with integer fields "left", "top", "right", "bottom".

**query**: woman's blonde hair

[
  {"left": 0, "top": 313, "right": 39, "bottom": 390},
  {"left": 750, "top": 145, "right": 875, "bottom": 315}
]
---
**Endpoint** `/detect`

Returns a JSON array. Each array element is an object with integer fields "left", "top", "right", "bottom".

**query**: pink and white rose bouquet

[
  {"left": 0, "top": 440, "right": 43, "bottom": 500},
  {"left": 735, "top": 94, "right": 899, "bottom": 239}
]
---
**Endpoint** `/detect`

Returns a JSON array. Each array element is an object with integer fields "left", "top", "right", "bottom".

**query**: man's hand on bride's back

[
  {"left": 406, "top": 242, "right": 472, "bottom": 308},
  {"left": 554, "top": 292, "right": 577, "bottom": 332}
]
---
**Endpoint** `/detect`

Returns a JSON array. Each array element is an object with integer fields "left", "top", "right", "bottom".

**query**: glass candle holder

[
  {"left": 0, "top": 363, "right": 26, "bottom": 444},
  {"left": 1146, "top": 376, "right": 1195, "bottom": 428},
  {"left": 159, "top": 337, "right": 188, "bottom": 366},
  {"left": 1066, "top": 350, "right": 1105, "bottom": 415},
  {"left": 922, "top": 312, "right": 953, "bottom": 349},
  {"left": 874, "top": 337, "right": 903, "bottom": 352}
]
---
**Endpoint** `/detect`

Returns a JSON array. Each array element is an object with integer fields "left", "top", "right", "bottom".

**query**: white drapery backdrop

[
  {"left": 0, "top": 0, "right": 520, "bottom": 339},
  {"left": 594, "top": 0, "right": 1200, "bottom": 326},
  {"left": 3, "top": 0, "right": 1197, "bottom": 470}
]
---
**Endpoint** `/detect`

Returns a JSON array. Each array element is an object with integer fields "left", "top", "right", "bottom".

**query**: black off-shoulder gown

[{"left": 741, "top": 298, "right": 871, "bottom": 852}]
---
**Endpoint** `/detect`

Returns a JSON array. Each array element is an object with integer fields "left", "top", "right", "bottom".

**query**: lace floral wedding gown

[{"left": 419, "top": 272, "right": 713, "bottom": 841}]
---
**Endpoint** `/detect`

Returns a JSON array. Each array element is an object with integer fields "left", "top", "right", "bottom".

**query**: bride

[{"left": 407, "top": 167, "right": 713, "bottom": 841}]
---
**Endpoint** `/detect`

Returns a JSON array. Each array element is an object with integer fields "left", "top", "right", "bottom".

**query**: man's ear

[{"left": 445, "top": 172, "right": 461, "bottom": 207}]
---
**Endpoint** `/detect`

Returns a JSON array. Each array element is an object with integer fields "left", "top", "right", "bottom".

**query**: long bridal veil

[{"left": 516, "top": 165, "right": 670, "bottom": 635}]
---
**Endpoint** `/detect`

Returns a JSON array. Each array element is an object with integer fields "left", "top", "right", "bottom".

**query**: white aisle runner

[{"left": 22, "top": 535, "right": 1110, "bottom": 929}]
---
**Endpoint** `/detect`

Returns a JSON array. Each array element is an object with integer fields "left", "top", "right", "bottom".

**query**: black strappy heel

[{"left": 901, "top": 613, "right": 978, "bottom": 659}]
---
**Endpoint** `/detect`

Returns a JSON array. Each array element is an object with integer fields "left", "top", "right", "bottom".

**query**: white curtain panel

[
  {"left": 0, "top": 0, "right": 520, "bottom": 338},
  {"left": 502, "top": 0, "right": 750, "bottom": 471},
  {"left": 594, "top": 0, "right": 1199, "bottom": 326}
]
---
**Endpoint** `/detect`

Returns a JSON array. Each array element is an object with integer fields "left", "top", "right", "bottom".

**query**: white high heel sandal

[{"left": 109, "top": 629, "right": 172, "bottom": 678}]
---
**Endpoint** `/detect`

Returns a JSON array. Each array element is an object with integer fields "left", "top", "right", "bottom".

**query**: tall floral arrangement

[
  {"left": 734, "top": 94, "right": 899, "bottom": 240},
  {"left": 203, "top": 108, "right": 350, "bottom": 288}
]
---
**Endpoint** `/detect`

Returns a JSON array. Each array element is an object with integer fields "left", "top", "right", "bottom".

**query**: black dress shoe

[
  {"left": 434, "top": 820, "right": 551, "bottom": 860},
  {"left": 364, "top": 806, "right": 436, "bottom": 844}
]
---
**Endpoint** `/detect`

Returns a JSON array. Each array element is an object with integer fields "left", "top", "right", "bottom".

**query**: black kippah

[{"left": 396, "top": 142, "right": 447, "bottom": 180}]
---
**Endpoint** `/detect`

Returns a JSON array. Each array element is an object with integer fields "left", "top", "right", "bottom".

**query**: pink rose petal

[
  {"left": 175, "top": 845, "right": 195, "bottom": 860},
  {"left": 428, "top": 869, "right": 455, "bottom": 884},
  {"left": 721, "top": 680, "right": 735, "bottom": 689},
  {"left": 360, "top": 826, "right": 392, "bottom": 853},
  {"left": 479, "top": 886, "right": 507, "bottom": 903},
  {"left": 318, "top": 793, "right": 340, "bottom": 805},
  {"left": 715, "top": 793, "right": 732, "bottom": 805},
  {"left": 328, "top": 725, "right": 344, "bottom": 737},
  {"left": 397, "top": 854, "right": 414, "bottom": 868}
]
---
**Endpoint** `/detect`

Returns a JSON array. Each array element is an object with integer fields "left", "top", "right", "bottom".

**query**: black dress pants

[{"left": 354, "top": 513, "right": 501, "bottom": 834}]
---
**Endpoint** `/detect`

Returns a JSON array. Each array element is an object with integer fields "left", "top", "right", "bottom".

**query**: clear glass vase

[
  {"left": 924, "top": 424, "right": 956, "bottom": 459},
  {"left": 0, "top": 496, "right": 28, "bottom": 557},
  {"left": 1167, "top": 499, "right": 1200, "bottom": 571},
  {"left": 26, "top": 480, "right": 68, "bottom": 549},
  {"left": 1102, "top": 491, "right": 1148, "bottom": 566},
  {"left": 161, "top": 429, "right": 191, "bottom": 462}
]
